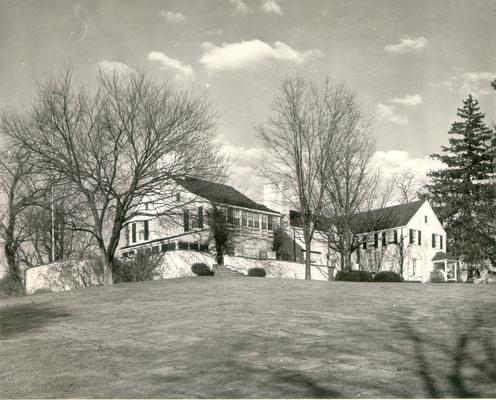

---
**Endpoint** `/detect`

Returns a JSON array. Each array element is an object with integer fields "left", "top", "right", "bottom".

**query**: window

[
  {"left": 262, "top": 214, "right": 268, "bottom": 229},
  {"left": 382, "top": 231, "right": 387, "bottom": 247},
  {"left": 268, "top": 215, "right": 273, "bottom": 230},
  {"left": 362, "top": 234, "right": 368, "bottom": 249},
  {"left": 183, "top": 209, "right": 190, "bottom": 232},
  {"left": 393, "top": 229, "right": 398, "bottom": 244},
  {"left": 234, "top": 209, "right": 241, "bottom": 226},
  {"left": 374, "top": 232, "right": 379, "bottom": 248},
  {"left": 425, "top": 216, "right": 428, "bottom": 223},
  {"left": 138, "top": 221, "right": 149, "bottom": 241},
  {"left": 432, "top": 233, "right": 438, "bottom": 248},
  {"left": 227, "top": 207, "right": 234, "bottom": 224},
  {"left": 254, "top": 213, "right": 260, "bottom": 228},
  {"left": 242, "top": 211, "right": 247, "bottom": 227},
  {"left": 410, "top": 229, "right": 421, "bottom": 245},
  {"left": 176, "top": 193, "right": 181, "bottom": 202},
  {"left": 440, "top": 235, "right": 443, "bottom": 249},
  {"left": 248, "top": 212, "right": 254, "bottom": 228},
  {"left": 412, "top": 259, "right": 417, "bottom": 276}
]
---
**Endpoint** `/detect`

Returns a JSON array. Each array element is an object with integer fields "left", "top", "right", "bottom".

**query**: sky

[{"left": 0, "top": 0, "right": 495, "bottom": 202}]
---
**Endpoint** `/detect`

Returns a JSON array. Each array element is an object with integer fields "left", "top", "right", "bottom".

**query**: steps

[{"left": 213, "top": 265, "right": 246, "bottom": 276}]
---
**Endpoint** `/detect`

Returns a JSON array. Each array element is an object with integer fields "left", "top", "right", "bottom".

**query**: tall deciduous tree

[
  {"left": 426, "top": 95, "right": 495, "bottom": 277},
  {"left": 0, "top": 144, "right": 50, "bottom": 292},
  {"left": 258, "top": 76, "right": 349, "bottom": 279},
  {"left": 3, "top": 67, "right": 224, "bottom": 286}
]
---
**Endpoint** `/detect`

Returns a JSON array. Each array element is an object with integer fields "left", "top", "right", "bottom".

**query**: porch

[{"left": 432, "top": 251, "right": 459, "bottom": 282}]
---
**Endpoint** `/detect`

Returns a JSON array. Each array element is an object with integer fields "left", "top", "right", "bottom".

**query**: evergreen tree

[{"left": 426, "top": 95, "right": 495, "bottom": 278}]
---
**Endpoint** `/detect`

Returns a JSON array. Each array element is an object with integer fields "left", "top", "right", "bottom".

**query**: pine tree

[{"left": 426, "top": 95, "right": 495, "bottom": 278}]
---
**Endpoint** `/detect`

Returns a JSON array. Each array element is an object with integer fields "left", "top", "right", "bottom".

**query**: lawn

[{"left": 1, "top": 277, "right": 495, "bottom": 398}]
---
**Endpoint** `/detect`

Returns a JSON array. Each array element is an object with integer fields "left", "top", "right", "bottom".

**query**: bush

[
  {"left": 0, "top": 274, "right": 24, "bottom": 297},
  {"left": 32, "top": 288, "right": 53, "bottom": 295},
  {"left": 373, "top": 271, "right": 403, "bottom": 282},
  {"left": 248, "top": 267, "right": 266, "bottom": 277},
  {"left": 113, "top": 252, "right": 162, "bottom": 283},
  {"left": 429, "top": 269, "right": 445, "bottom": 283},
  {"left": 191, "top": 263, "right": 214, "bottom": 276},
  {"left": 335, "top": 270, "right": 373, "bottom": 282}
]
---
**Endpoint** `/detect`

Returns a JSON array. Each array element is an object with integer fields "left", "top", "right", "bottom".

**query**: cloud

[
  {"left": 430, "top": 70, "right": 496, "bottom": 96},
  {"left": 159, "top": 10, "right": 186, "bottom": 23},
  {"left": 372, "top": 150, "right": 444, "bottom": 183},
  {"left": 390, "top": 94, "right": 423, "bottom": 107},
  {"left": 147, "top": 51, "right": 194, "bottom": 80},
  {"left": 97, "top": 61, "right": 134, "bottom": 76},
  {"left": 261, "top": 0, "right": 283, "bottom": 15},
  {"left": 200, "top": 39, "right": 322, "bottom": 72},
  {"left": 385, "top": 36, "right": 428, "bottom": 54},
  {"left": 375, "top": 103, "right": 408, "bottom": 126},
  {"left": 230, "top": 0, "right": 252, "bottom": 14}
]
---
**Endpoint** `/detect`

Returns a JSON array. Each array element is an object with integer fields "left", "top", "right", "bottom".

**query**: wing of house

[
  {"left": 281, "top": 200, "right": 454, "bottom": 282},
  {"left": 118, "top": 177, "right": 280, "bottom": 260}
]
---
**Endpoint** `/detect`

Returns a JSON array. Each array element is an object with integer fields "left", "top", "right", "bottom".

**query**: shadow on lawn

[
  {"left": 0, "top": 302, "right": 70, "bottom": 339},
  {"left": 401, "top": 314, "right": 496, "bottom": 398}
]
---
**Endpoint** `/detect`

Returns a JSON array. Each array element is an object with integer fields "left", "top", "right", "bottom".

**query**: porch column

[
  {"left": 454, "top": 261, "right": 457, "bottom": 282},
  {"left": 444, "top": 260, "right": 447, "bottom": 281}
]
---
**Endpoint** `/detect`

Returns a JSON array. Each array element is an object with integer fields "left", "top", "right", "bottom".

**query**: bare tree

[
  {"left": 393, "top": 169, "right": 423, "bottom": 204},
  {"left": 319, "top": 101, "right": 394, "bottom": 272},
  {"left": 3, "top": 67, "right": 225, "bottom": 286},
  {"left": 258, "top": 76, "right": 349, "bottom": 279},
  {"left": 0, "top": 143, "right": 50, "bottom": 291}
]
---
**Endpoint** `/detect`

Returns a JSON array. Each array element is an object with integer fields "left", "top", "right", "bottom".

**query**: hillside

[{"left": 1, "top": 277, "right": 495, "bottom": 398}]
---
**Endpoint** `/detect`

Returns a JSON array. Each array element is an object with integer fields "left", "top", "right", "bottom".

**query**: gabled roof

[
  {"left": 290, "top": 200, "right": 425, "bottom": 233},
  {"left": 431, "top": 251, "right": 457, "bottom": 262},
  {"left": 350, "top": 200, "right": 425, "bottom": 233},
  {"left": 177, "top": 177, "right": 279, "bottom": 214}
]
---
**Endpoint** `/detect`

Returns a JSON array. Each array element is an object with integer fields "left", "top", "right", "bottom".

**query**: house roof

[
  {"left": 350, "top": 200, "right": 425, "bottom": 233},
  {"left": 289, "top": 200, "right": 425, "bottom": 233},
  {"left": 177, "top": 177, "right": 279, "bottom": 214},
  {"left": 431, "top": 251, "right": 457, "bottom": 262}
]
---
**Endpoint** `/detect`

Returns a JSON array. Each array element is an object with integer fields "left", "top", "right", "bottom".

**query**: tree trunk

[
  {"left": 4, "top": 241, "right": 24, "bottom": 292},
  {"left": 99, "top": 246, "right": 113, "bottom": 286},
  {"left": 304, "top": 233, "right": 311, "bottom": 280}
]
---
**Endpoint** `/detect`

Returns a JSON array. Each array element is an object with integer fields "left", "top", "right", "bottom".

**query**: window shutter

[
  {"left": 418, "top": 230, "right": 421, "bottom": 245},
  {"left": 374, "top": 233, "right": 378, "bottom": 248},
  {"left": 409, "top": 229, "right": 414, "bottom": 244},
  {"left": 382, "top": 231, "right": 386, "bottom": 247},
  {"left": 144, "top": 220, "right": 149, "bottom": 241},
  {"left": 184, "top": 210, "right": 190, "bottom": 232},
  {"left": 132, "top": 223, "right": 136, "bottom": 243},
  {"left": 198, "top": 206, "right": 204, "bottom": 229},
  {"left": 394, "top": 230, "right": 398, "bottom": 244},
  {"left": 440, "top": 235, "right": 443, "bottom": 250},
  {"left": 227, "top": 207, "right": 234, "bottom": 224},
  {"left": 432, "top": 233, "right": 435, "bottom": 248}
]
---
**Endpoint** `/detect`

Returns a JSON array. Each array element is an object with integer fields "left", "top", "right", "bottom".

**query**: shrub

[
  {"left": 248, "top": 267, "right": 266, "bottom": 277},
  {"left": 429, "top": 269, "right": 445, "bottom": 283},
  {"left": 0, "top": 274, "right": 25, "bottom": 297},
  {"left": 191, "top": 263, "right": 214, "bottom": 276},
  {"left": 335, "top": 270, "right": 373, "bottom": 282},
  {"left": 113, "top": 252, "right": 162, "bottom": 283},
  {"left": 32, "top": 288, "right": 53, "bottom": 295},
  {"left": 373, "top": 271, "right": 403, "bottom": 282}
]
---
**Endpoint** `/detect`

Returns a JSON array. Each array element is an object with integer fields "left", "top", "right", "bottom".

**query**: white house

[
  {"left": 264, "top": 184, "right": 455, "bottom": 282},
  {"left": 118, "top": 177, "right": 281, "bottom": 260}
]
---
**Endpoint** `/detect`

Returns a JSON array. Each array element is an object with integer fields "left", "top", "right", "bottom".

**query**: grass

[{"left": 1, "top": 277, "right": 495, "bottom": 398}]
